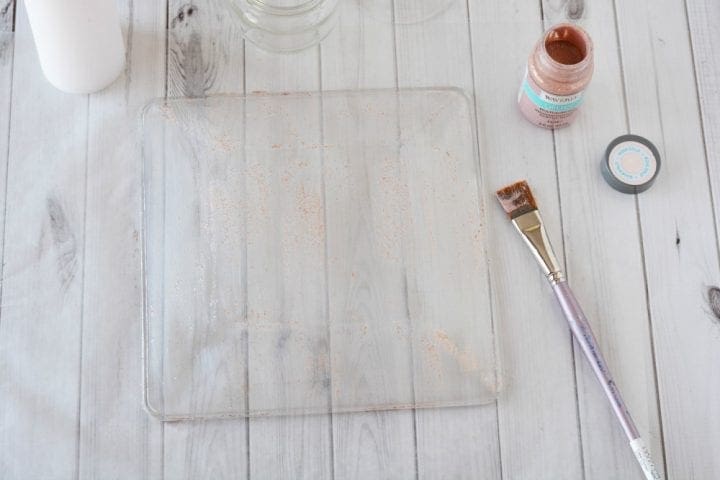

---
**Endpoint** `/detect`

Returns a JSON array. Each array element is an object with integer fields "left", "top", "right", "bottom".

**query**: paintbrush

[{"left": 495, "top": 180, "right": 661, "bottom": 480}]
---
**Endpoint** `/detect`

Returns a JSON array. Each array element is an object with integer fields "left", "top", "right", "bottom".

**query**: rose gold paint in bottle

[{"left": 518, "top": 23, "right": 594, "bottom": 129}]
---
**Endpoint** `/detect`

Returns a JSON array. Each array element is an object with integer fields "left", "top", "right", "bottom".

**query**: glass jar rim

[
  {"left": 539, "top": 23, "right": 593, "bottom": 71},
  {"left": 244, "top": 0, "right": 324, "bottom": 15}
]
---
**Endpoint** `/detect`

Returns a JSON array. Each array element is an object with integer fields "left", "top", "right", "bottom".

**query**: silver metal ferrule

[{"left": 511, "top": 209, "right": 564, "bottom": 284}]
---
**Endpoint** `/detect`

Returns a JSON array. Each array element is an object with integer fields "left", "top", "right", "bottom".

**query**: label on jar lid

[{"left": 602, "top": 134, "right": 661, "bottom": 194}]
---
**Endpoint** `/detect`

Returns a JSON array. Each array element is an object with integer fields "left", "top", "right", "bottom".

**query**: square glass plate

[{"left": 142, "top": 88, "right": 498, "bottom": 420}]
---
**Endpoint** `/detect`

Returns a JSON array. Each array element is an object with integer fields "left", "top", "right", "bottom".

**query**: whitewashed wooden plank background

[
  {"left": 163, "top": 2, "right": 249, "bottom": 479},
  {"left": 0, "top": 0, "right": 719, "bottom": 478}
]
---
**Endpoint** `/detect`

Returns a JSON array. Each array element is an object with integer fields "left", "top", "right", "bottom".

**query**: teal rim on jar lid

[{"left": 602, "top": 134, "right": 661, "bottom": 194}]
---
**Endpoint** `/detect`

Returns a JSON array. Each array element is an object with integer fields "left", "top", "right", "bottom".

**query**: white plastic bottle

[{"left": 24, "top": 0, "right": 126, "bottom": 94}]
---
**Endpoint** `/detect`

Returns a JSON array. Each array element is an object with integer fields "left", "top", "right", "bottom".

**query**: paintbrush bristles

[{"left": 495, "top": 180, "right": 538, "bottom": 218}]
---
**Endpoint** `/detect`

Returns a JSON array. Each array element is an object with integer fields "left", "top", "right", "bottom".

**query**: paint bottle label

[{"left": 517, "top": 70, "right": 585, "bottom": 129}]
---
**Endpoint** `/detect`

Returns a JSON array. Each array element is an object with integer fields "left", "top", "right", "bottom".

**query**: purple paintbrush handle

[
  {"left": 552, "top": 280, "right": 662, "bottom": 480},
  {"left": 551, "top": 280, "right": 639, "bottom": 440}
]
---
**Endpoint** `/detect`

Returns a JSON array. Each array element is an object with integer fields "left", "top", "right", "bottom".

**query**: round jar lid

[{"left": 602, "top": 134, "right": 661, "bottom": 194}]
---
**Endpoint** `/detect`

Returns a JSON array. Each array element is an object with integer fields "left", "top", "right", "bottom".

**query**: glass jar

[
  {"left": 229, "top": 0, "right": 340, "bottom": 52},
  {"left": 518, "top": 23, "right": 594, "bottom": 129},
  {"left": 359, "top": 0, "right": 455, "bottom": 24}
]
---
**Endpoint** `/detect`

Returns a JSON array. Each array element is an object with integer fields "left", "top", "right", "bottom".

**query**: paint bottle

[
  {"left": 518, "top": 23, "right": 594, "bottom": 129},
  {"left": 24, "top": 0, "right": 126, "bottom": 94}
]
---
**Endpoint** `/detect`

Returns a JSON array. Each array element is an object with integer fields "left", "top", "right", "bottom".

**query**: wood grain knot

[
  {"left": 1, "top": 0, "right": 12, "bottom": 17},
  {"left": 171, "top": 4, "right": 198, "bottom": 28},
  {"left": 46, "top": 197, "right": 78, "bottom": 292},
  {"left": 276, "top": 327, "right": 291, "bottom": 350},
  {"left": 708, "top": 287, "right": 720, "bottom": 322},
  {"left": 566, "top": 0, "right": 585, "bottom": 19}
]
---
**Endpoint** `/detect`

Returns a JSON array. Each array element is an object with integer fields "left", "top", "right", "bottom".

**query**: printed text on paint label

[{"left": 518, "top": 69, "right": 586, "bottom": 128}]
